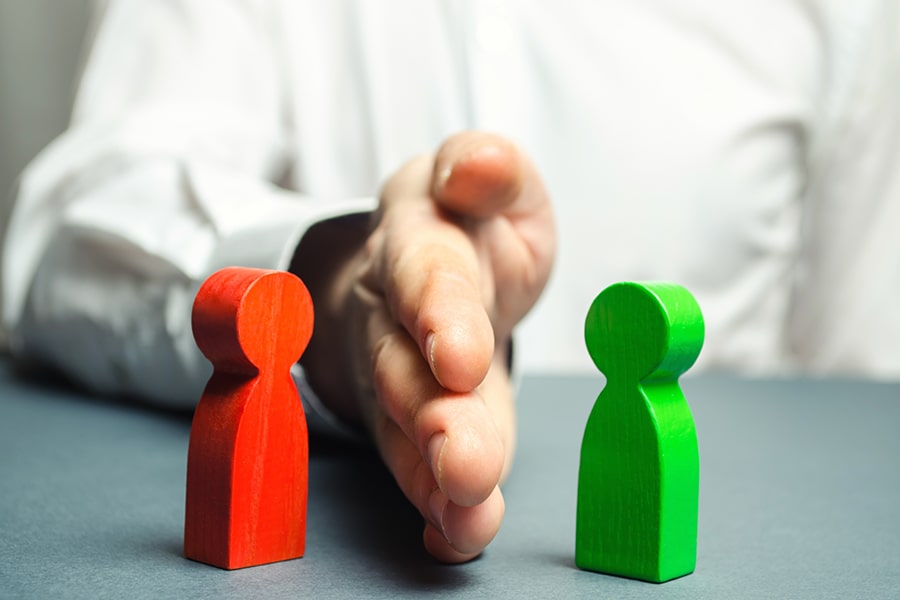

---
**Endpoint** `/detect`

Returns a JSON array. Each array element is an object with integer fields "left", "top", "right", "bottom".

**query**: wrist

[{"left": 290, "top": 213, "right": 371, "bottom": 425}]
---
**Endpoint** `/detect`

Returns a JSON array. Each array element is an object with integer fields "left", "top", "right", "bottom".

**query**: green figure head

[{"left": 585, "top": 282, "right": 704, "bottom": 383}]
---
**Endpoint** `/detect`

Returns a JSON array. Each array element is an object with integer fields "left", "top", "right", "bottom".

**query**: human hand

[{"left": 299, "top": 131, "right": 555, "bottom": 562}]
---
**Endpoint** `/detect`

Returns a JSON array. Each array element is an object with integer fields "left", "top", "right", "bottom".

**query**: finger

[
  {"left": 431, "top": 130, "right": 549, "bottom": 221},
  {"left": 430, "top": 131, "right": 556, "bottom": 335},
  {"left": 369, "top": 162, "right": 495, "bottom": 393},
  {"left": 387, "top": 228, "right": 494, "bottom": 393},
  {"left": 478, "top": 352, "right": 517, "bottom": 483},
  {"left": 423, "top": 525, "right": 481, "bottom": 564},
  {"left": 370, "top": 322, "right": 505, "bottom": 506},
  {"left": 373, "top": 402, "right": 505, "bottom": 560},
  {"left": 422, "top": 487, "right": 506, "bottom": 563}
]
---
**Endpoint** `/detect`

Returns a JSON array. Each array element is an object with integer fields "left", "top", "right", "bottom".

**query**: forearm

[{"left": 4, "top": 143, "right": 375, "bottom": 407}]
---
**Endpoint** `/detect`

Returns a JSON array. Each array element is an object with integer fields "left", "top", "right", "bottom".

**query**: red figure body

[{"left": 184, "top": 267, "right": 313, "bottom": 569}]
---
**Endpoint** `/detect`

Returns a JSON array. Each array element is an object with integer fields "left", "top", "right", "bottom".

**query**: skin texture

[{"left": 294, "top": 131, "right": 556, "bottom": 563}]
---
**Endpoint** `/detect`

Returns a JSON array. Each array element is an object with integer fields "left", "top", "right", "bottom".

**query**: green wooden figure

[{"left": 576, "top": 281, "right": 704, "bottom": 583}]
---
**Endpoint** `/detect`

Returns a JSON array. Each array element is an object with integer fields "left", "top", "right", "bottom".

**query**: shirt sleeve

[{"left": 0, "top": 0, "right": 376, "bottom": 414}]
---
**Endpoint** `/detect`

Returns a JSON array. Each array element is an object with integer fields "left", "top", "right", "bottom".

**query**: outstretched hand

[{"left": 298, "top": 131, "right": 556, "bottom": 562}]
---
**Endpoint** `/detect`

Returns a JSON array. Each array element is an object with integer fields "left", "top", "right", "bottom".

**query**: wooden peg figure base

[
  {"left": 184, "top": 267, "right": 314, "bottom": 570},
  {"left": 576, "top": 281, "right": 704, "bottom": 583}
]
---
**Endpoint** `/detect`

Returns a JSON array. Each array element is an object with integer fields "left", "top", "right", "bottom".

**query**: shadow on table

[{"left": 309, "top": 434, "right": 475, "bottom": 593}]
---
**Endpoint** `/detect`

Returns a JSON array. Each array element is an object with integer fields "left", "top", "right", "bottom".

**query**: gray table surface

[{"left": 1, "top": 361, "right": 899, "bottom": 599}]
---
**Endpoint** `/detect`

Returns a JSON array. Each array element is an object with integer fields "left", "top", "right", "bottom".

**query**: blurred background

[{"left": 0, "top": 0, "right": 93, "bottom": 348}]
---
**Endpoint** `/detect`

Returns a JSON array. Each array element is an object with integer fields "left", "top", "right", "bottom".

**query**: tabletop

[{"left": 1, "top": 361, "right": 899, "bottom": 599}]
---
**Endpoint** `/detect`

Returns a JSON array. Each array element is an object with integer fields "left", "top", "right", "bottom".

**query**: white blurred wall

[{"left": 0, "top": 0, "right": 93, "bottom": 348}]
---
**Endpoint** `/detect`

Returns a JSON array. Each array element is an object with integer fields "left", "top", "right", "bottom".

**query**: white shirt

[{"left": 3, "top": 0, "right": 900, "bottom": 410}]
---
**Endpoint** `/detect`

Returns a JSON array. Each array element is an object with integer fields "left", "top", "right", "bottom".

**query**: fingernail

[
  {"left": 425, "top": 332, "right": 444, "bottom": 386},
  {"left": 427, "top": 431, "right": 447, "bottom": 484},
  {"left": 428, "top": 486, "right": 450, "bottom": 543}
]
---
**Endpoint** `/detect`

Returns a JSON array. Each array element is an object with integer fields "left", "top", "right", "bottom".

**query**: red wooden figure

[{"left": 184, "top": 267, "right": 313, "bottom": 569}]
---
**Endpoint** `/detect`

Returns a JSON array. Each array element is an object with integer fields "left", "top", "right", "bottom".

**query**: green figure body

[{"left": 576, "top": 282, "right": 704, "bottom": 583}]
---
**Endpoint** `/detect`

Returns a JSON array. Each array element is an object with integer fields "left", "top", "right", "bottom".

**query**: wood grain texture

[
  {"left": 184, "top": 267, "right": 313, "bottom": 570},
  {"left": 576, "top": 281, "right": 704, "bottom": 583}
]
